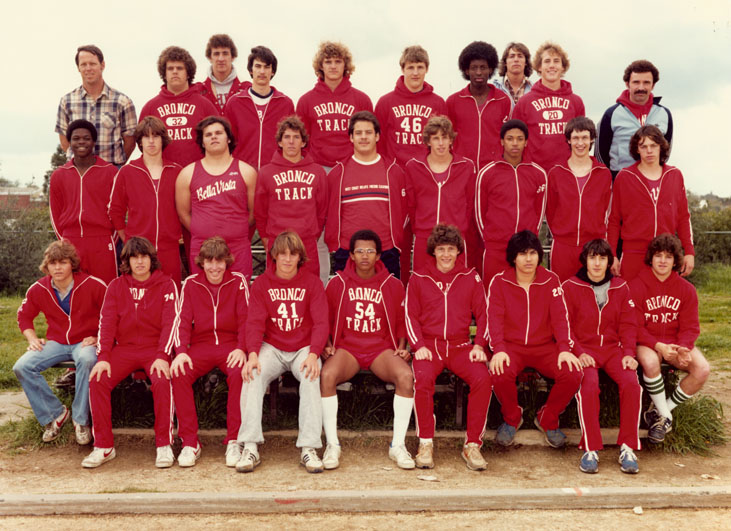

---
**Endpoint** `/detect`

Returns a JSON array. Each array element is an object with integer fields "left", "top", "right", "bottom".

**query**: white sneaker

[
  {"left": 300, "top": 447, "right": 324, "bottom": 473},
  {"left": 322, "top": 443, "right": 341, "bottom": 470},
  {"left": 73, "top": 421, "right": 92, "bottom": 445},
  {"left": 389, "top": 444, "right": 416, "bottom": 470},
  {"left": 236, "top": 448, "right": 260, "bottom": 473},
  {"left": 178, "top": 444, "right": 201, "bottom": 467},
  {"left": 155, "top": 445, "right": 175, "bottom": 468},
  {"left": 42, "top": 406, "right": 69, "bottom": 443},
  {"left": 225, "top": 441, "right": 242, "bottom": 468},
  {"left": 81, "top": 447, "right": 116, "bottom": 468}
]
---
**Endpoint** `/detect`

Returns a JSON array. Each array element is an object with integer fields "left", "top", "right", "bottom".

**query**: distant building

[{"left": 0, "top": 187, "right": 45, "bottom": 209}]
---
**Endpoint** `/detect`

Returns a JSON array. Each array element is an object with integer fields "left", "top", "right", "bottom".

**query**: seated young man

[
  {"left": 562, "top": 239, "right": 642, "bottom": 474},
  {"left": 630, "top": 234, "right": 710, "bottom": 443},
  {"left": 488, "top": 230, "right": 582, "bottom": 449},
  {"left": 321, "top": 229, "right": 414, "bottom": 470},
  {"left": 15, "top": 240, "right": 107, "bottom": 445},
  {"left": 172, "top": 237, "right": 249, "bottom": 468},
  {"left": 237, "top": 231, "right": 328, "bottom": 474}
]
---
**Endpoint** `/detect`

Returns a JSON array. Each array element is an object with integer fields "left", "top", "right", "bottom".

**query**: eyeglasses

[{"left": 353, "top": 248, "right": 377, "bottom": 255}]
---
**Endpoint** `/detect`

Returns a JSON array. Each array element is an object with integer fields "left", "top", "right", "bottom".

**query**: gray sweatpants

[{"left": 238, "top": 342, "right": 323, "bottom": 449}]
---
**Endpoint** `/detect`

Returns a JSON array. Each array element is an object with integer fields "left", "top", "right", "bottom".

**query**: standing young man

[
  {"left": 512, "top": 42, "right": 585, "bottom": 171},
  {"left": 200, "top": 34, "right": 245, "bottom": 114},
  {"left": 446, "top": 41, "right": 511, "bottom": 170},
  {"left": 325, "top": 112, "right": 406, "bottom": 278},
  {"left": 493, "top": 42, "right": 533, "bottom": 107},
  {"left": 225, "top": 46, "right": 295, "bottom": 169}
]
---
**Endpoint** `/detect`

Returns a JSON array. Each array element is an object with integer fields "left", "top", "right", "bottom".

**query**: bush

[
  {"left": 0, "top": 202, "right": 53, "bottom": 295},
  {"left": 691, "top": 206, "right": 731, "bottom": 266}
]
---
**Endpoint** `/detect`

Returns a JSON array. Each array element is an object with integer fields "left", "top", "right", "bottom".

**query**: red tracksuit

[
  {"left": 404, "top": 155, "right": 478, "bottom": 271},
  {"left": 608, "top": 163, "right": 694, "bottom": 281},
  {"left": 475, "top": 159, "right": 547, "bottom": 286},
  {"left": 375, "top": 77, "right": 447, "bottom": 167},
  {"left": 172, "top": 270, "right": 249, "bottom": 446},
  {"left": 109, "top": 157, "right": 183, "bottom": 284},
  {"left": 325, "top": 156, "right": 407, "bottom": 253},
  {"left": 563, "top": 276, "right": 642, "bottom": 451},
  {"left": 49, "top": 157, "right": 118, "bottom": 283},
  {"left": 255, "top": 152, "right": 328, "bottom": 276},
  {"left": 546, "top": 158, "right": 612, "bottom": 282},
  {"left": 446, "top": 84, "right": 512, "bottom": 170},
  {"left": 406, "top": 258, "right": 491, "bottom": 445},
  {"left": 139, "top": 85, "right": 219, "bottom": 168},
  {"left": 200, "top": 77, "right": 247, "bottom": 115},
  {"left": 189, "top": 159, "right": 252, "bottom": 278},
  {"left": 629, "top": 269, "right": 699, "bottom": 351},
  {"left": 511, "top": 80, "right": 585, "bottom": 171},
  {"left": 246, "top": 268, "right": 329, "bottom": 356},
  {"left": 326, "top": 260, "right": 405, "bottom": 368},
  {"left": 90, "top": 270, "right": 178, "bottom": 448},
  {"left": 17, "top": 272, "right": 107, "bottom": 343},
  {"left": 224, "top": 85, "right": 295, "bottom": 169},
  {"left": 487, "top": 266, "right": 582, "bottom": 430},
  {"left": 296, "top": 77, "right": 373, "bottom": 167}
]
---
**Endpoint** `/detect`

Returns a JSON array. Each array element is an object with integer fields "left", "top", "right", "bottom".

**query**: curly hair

[
  {"left": 157, "top": 46, "right": 196, "bottom": 85},
  {"left": 119, "top": 237, "right": 161, "bottom": 275},
  {"left": 39, "top": 240, "right": 81, "bottom": 275},
  {"left": 579, "top": 239, "right": 614, "bottom": 269},
  {"left": 629, "top": 125, "right": 670, "bottom": 165},
  {"left": 312, "top": 41, "right": 354, "bottom": 80},
  {"left": 623, "top": 59, "right": 659, "bottom": 84},
  {"left": 195, "top": 116, "right": 236, "bottom": 155},
  {"left": 275, "top": 115, "right": 309, "bottom": 145},
  {"left": 270, "top": 230, "right": 308, "bottom": 269},
  {"left": 195, "top": 236, "right": 234, "bottom": 268},
  {"left": 644, "top": 234, "right": 683, "bottom": 272},
  {"left": 134, "top": 116, "right": 171, "bottom": 151},
  {"left": 349, "top": 229, "right": 382, "bottom": 254},
  {"left": 458, "top": 41, "right": 498, "bottom": 80},
  {"left": 498, "top": 42, "right": 532, "bottom": 78},
  {"left": 426, "top": 224, "right": 464, "bottom": 256},
  {"left": 533, "top": 41, "right": 570, "bottom": 75},
  {"left": 422, "top": 115, "right": 456, "bottom": 147},
  {"left": 205, "top": 34, "right": 237, "bottom": 59}
]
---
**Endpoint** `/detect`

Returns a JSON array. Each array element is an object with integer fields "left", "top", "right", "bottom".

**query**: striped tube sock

[
  {"left": 643, "top": 374, "right": 673, "bottom": 419},
  {"left": 667, "top": 386, "right": 693, "bottom": 412}
]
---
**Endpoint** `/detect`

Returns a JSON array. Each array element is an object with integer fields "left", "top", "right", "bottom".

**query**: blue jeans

[{"left": 13, "top": 340, "right": 96, "bottom": 426}]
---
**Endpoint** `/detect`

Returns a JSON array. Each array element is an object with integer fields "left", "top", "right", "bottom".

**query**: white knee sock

[
  {"left": 667, "top": 385, "right": 693, "bottom": 412},
  {"left": 391, "top": 394, "right": 414, "bottom": 447},
  {"left": 321, "top": 395, "right": 340, "bottom": 446},
  {"left": 643, "top": 374, "right": 672, "bottom": 419}
]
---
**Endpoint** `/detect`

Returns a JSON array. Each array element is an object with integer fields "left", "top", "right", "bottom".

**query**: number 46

[{"left": 400, "top": 116, "right": 422, "bottom": 133}]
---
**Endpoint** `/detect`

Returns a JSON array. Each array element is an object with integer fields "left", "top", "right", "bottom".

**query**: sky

[{"left": 1, "top": 0, "right": 729, "bottom": 196}]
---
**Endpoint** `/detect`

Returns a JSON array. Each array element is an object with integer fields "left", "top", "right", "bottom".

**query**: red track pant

[
  {"left": 66, "top": 235, "right": 117, "bottom": 284},
  {"left": 171, "top": 344, "right": 244, "bottom": 447},
  {"left": 89, "top": 347, "right": 173, "bottom": 448},
  {"left": 549, "top": 239, "right": 582, "bottom": 283},
  {"left": 482, "top": 243, "right": 509, "bottom": 289},
  {"left": 491, "top": 342, "right": 582, "bottom": 430},
  {"left": 575, "top": 348, "right": 642, "bottom": 451},
  {"left": 413, "top": 338, "right": 491, "bottom": 445}
]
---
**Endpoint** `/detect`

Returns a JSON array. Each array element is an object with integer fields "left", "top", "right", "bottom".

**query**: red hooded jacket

[
  {"left": 375, "top": 77, "right": 447, "bottom": 166},
  {"left": 446, "top": 84, "right": 511, "bottom": 169},
  {"left": 405, "top": 258, "right": 487, "bottom": 350},
  {"left": 629, "top": 268, "right": 699, "bottom": 350},
  {"left": 17, "top": 272, "right": 107, "bottom": 345},
  {"left": 108, "top": 157, "right": 182, "bottom": 249},
  {"left": 175, "top": 270, "right": 249, "bottom": 353},
  {"left": 200, "top": 77, "right": 247, "bottom": 115},
  {"left": 97, "top": 269, "right": 178, "bottom": 362},
  {"left": 486, "top": 265, "right": 573, "bottom": 353}
]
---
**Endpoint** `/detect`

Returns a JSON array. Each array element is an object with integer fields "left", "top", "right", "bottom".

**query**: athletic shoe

[
  {"left": 645, "top": 406, "right": 673, "bottom": 443},
  {"left": 579, "top": 450, "right": 599, "bottom": 474},
  {"left": 73, "top": 421, "right": 92, "bottom": 445},
  {"left": 534, "top": 417, "right": 567, "bottom": 448},
  {"left": 415, "top": 442, "right": 434, "bottom": 469},
  {"left": 81, "top": 447, "right": 116, "bottom": 468},
  {"left": 388, "top": 444, "right": 416, "bottom": 470},
  {"left": 53, "top": 369, "right": 76, "bottom": 389},
  {"left": 42, "top": 406, "right": 70, "bottom": 443},
  {"left": 178, "top": 444, "right": 202, "bottom": 468},
  {"left": 155, "top": 445, "right": 175, "bottom": 468},
  {"left": 619, "top": 445, "right": 639, "bottom": 474},
  {"left": 495, "top": 418, "right": 524, "bottom": 447},
  {"left": 322, "top": 443, "right": 341, "bottom": 470},
  {"left": 300, "top": 447, "right": 324, "bottom": 473},
  {"left": 236, "top": 448, "right": 260, "bottom": 473},
  {"left": 462, "top": 442, "right": 487, "bottom": 471},
  {"left": 225, "top": 441, "right": 241, "bottom": 468}
]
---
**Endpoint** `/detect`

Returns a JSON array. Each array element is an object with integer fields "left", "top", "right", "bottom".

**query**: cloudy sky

[{"left": 1, "top": 0, "right": 729, "bottom": 196}]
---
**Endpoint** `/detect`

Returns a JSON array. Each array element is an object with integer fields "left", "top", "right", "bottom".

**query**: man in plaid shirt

[{"left": 56, "top": 45, "right": 137, "bottom": 166}]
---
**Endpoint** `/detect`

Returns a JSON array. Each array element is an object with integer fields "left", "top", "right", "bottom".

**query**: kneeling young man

[
  {"left": 563, "top": 239, "right": 642, "bottom": 474},
  {"left": 488, "top": 230, "right": 582, "bottom": 448},
  {"left": 321, "top": 229, "right": 414, "bottom": 470},
  {"left": 630, "top": 234, "right": 710, "bottom": 443},
  {"left": 407, "top": 224, "right": 491, "bottom": 471},
  {"left": 15, "top": 240, "right": 107, "bottom": 445},
  {"left": 172, "top": 237, "right": 249, "bottom": 468},
  {"left": 237, "top": 231, "right": 327, "bottom": 473}
]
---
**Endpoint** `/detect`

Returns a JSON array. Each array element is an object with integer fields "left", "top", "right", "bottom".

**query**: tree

[{"left": 43, "top": 145, "right": 68, "bottom": 198}]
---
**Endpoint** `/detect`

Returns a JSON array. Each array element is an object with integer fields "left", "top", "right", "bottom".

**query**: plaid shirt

[
  {"left": 494, "top": 76, "right": 533, "bottom": 107},
  {"left": 55, "top": 83, "right": 137, "bottom": 165}
]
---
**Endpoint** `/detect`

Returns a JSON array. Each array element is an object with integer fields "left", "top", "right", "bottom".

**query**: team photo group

[{"left": 13, "top": 33, "right": 709, "bottom": 478}]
